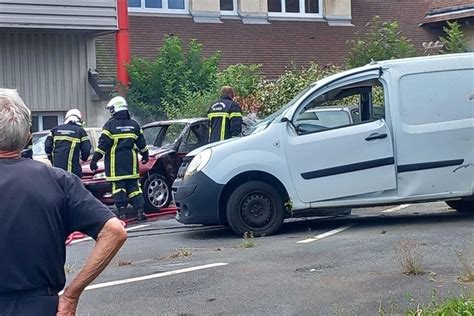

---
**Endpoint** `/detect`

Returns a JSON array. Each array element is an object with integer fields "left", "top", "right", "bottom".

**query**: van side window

[{"left": 293, "top": 80, "right": 385, "bottom": 135}]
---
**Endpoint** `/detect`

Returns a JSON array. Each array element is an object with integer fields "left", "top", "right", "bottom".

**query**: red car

[{"left": 81, "top": 118, "right": 209, "bottom": 212}]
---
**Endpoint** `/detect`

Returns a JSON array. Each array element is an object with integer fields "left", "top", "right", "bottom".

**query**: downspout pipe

[{"left": 116, "top": 0, "right": 130, "bottom": 95}]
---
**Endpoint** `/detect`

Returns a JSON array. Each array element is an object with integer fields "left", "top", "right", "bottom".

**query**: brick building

[
  {"left": 422, "top": 0, "right": 474, "bottom": 50},
  {"left": 95, "top": 0, "right": 441, "bottom": 82}
]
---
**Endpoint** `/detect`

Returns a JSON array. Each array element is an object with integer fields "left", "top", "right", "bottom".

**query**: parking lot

[{"left": 66, "top": 202, "right": 473, "bottom": 315}]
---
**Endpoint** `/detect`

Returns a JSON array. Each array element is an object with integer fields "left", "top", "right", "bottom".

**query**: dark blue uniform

[
  {"left": 44, "top": 122, "right": 91, "bottom": 178},
  {"left": 91, "top": 110, "right": 148, "bottom": 215},
  {"left": 208, "top": 96, "right": 243, "bottom": 143},
  {"left": 0, "top": 158, "right": 115, "bottom": 316}
]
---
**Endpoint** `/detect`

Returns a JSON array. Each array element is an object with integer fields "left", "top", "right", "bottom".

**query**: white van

[{"left": 173, "top": 53, "right": 474, "bottom": 236}]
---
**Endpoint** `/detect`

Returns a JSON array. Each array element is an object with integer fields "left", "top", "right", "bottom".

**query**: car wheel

[
  {"left": 446, "top": 199, "right": 474, "bottom": 213},
  {"left": 226, "top": 181, "right": 285, "bottom": 237},
  {"left": 143, "top": 174, "right": 171, "bottom": 212}
]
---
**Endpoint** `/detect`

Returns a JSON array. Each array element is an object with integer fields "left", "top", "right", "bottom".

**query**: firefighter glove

[
  {"left": 141, "top": 151, "right": 149, "bottom": 164},
  {"left": 90, "top": 160, "right": 98, "bottom": 171}
]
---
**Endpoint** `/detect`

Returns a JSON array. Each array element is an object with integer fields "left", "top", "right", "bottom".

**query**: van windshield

[{"left": 247, "top": 84, "right": 314, "bottom": 135}]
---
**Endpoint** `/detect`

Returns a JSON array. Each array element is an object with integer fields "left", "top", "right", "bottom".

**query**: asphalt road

[{"left": 65, "top": 202, "right": 474, "bottom": 315}]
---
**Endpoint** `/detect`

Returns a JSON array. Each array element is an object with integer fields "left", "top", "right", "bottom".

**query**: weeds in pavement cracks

[
  {"left": 457, "top": 248, "right": 474, "bottom": 283},
  {"left": 395, "top": 239, "right": 425, "bottom": 275},
  {"left": 167, "top": 248, "right": 192, "bottom": 259},
  {"left": 117, "top": 259, "right": 132, "bottom": 267},
  {"left": 378, "top": 298, "right": 401, "bottom": 316},
  {"left": 64, "top": 263, "right": 75, "bottom": 274},
  {"left": 240, "top": 231, "right": 255, "bottom": 248}
]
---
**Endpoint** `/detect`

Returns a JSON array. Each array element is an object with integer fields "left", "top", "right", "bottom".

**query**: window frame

[
  {"left": 267, "top": 0, "right": 323, "bottom": 19},
  {"left": 220, "top": 0, "right": 238, "bottom": 16},
  {"left": 291, "top": 80, "right": 387, "bottom": 137},
  {"left": 128, "top": 0, "right": 189, "bottom": 14},
  {"left": 31, "top": 112, "right": 65, "bottom": 132}
]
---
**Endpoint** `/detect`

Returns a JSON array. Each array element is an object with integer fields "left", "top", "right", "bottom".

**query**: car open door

[{"left": 283, "top": 74, "right": 397, "bottom": 203}]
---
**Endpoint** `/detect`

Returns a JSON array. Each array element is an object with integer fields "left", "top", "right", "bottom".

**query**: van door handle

[{"left": 365, "top": 133, "right": 387, "bottom": 141}]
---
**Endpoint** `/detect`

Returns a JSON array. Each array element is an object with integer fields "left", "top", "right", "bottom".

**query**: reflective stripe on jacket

[
  {"left": 44, "top": 122, "right": 91, "bottom": 177},
  {"left": 95, "top": 111, "right": 148, "bottom": 181},
  {"left": 208, "top": 96, "right": 243, "bottom": 143}
]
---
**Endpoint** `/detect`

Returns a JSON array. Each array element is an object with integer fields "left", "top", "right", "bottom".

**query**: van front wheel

[
  {"left": 226, "top": 181, "right": 285, "bottom": 237},
  {"left": 446, "top": 199, "right": 474, "bottom": 213}
]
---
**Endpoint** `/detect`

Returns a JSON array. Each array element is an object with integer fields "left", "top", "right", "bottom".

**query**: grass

[
  {"left": 240, "top": 231, "right": 255, "bottom": 248},
  {"left": 406, "top": 296, "right": 474, "bottom": 315},
  {"left": 395, "top": 239, "right": 425, "bottom": 275}
]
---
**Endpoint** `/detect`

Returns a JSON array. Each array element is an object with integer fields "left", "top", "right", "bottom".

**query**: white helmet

[
  {"left": 106, "top": 96, "right": 128, "bottom": 114},
  {"left": 64, "top": 109, "right": 83, "bottom": 125}
]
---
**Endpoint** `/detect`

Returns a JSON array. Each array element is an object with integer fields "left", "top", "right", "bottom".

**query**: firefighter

[
  {"left": 208, "top": 86, "right": 243, "bottom": 143},
  {"left": 90, "top": 96, "right": 149, "bottom": 221},
  {"left": 44, "top": 109, "right": 91, "bottom": 177}
]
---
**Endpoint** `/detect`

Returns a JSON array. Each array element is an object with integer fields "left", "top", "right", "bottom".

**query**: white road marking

[
  {"left": 297, "top": 224, "right": 353, "bottom": 244},
  {"left": 381, "top": 204, "right": 412, "bottom": 213},
  {"left": 59, "top": 263, "right": 228, "bottom": 294},
  {"left": 69, "top": 224, "right": 150, "bottom": 245}
]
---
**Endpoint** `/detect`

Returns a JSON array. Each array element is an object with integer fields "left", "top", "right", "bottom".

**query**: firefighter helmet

[
  {"left": 64, "top": 109, "right": 83, "bottom": 125},
  {"left": 106, "top": 96, "right": 128, "bottom": 114}
]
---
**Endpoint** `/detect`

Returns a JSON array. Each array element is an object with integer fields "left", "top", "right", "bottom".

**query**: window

[
  {"left": 128, "top": 0, "right": 187, "bottom": 12},
  {"left": 31, "top": 112, "right": 64, "bottom": 132},
  {"left": 268, "top": 0, "right": 322, "bottom": 17},
  {"left": 220, "top": 0, "right": 234, "bottom": 11},
  {"left": 293, "top": 80, "right": 385, "bottom": 135}
]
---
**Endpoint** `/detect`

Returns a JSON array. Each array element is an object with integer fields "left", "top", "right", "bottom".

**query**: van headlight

[
  {"left": 185, "top": 149, "right": 212, "bottom": 178},
  {"left": 93, "top": 172, "right": 106, "bottom": 180}
]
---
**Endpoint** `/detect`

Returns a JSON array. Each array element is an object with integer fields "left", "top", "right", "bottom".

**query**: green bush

[
  {"left": 439, "top": 21, "right": 469, "bottom": 54},
  {"left": 254, "top": 63, "right": 342, "bottom": 116},
  {"left": 126, "top": 36, "right": 220, "bottom": 122},
  {"left": 162, "top": 90, "right": 218, "bottom": 119},
  {"left": 217, "top": 64, "right": 263, "bottom": 98},
  {"left": 346, "top": 16, "right": 417, "bottom": 69}
]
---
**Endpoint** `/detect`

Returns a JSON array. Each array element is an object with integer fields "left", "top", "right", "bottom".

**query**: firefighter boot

[
  {"left": 118, "top": 206, "right": 127, "bottom": 221},
  {"left": 136, "top": 208, "right": 147, "bottom": 222}
]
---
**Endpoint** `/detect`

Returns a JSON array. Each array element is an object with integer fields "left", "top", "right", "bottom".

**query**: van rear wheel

[
  {"left": 446, "top": 199, "right": 474, "bottom": 213},
  {"left": 226, "top": 181, "right": 284, "bottom": 237}
]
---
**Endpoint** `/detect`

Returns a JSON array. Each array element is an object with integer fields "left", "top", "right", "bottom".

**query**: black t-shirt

[{"left": 0, "top": 158, "right": 115, "bottom": 294}]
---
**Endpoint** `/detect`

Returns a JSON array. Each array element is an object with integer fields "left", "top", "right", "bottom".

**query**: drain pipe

[{"left": 116, "top": 0, "right": 130, "bottom": 94}]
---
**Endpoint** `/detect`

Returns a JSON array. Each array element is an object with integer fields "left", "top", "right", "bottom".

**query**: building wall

[
  {"left": 96, "top": 0, "right": 437, "bottom": 79},
  {"left": 0, "top": 31, "right": 105, "bottom": 128},
  {"left": 0, "top": 0, "right": 117, "bottom": 30}
]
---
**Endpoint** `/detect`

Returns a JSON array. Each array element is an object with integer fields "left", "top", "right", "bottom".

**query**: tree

[
  {"left": 126, "top": 36, "right": 220, "bottom": 122},
  {"left": 439, "top": 21, "right": 469, "bottom": 54},
  {"left": 346, "top": 16, "right": 416, "bottom": 68}
]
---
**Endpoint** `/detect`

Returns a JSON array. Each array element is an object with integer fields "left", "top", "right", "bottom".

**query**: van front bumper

[{"left": 172, "top": 172, "right": 224, "bottom": 225}]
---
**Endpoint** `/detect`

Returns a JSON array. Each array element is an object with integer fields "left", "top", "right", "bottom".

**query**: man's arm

[
  {"left": 44, "top": 131, "right": 54, "bottom": 161},
  {"left": 136, "top": 127, "right": 149, "bottom": 163},
  {"left": 57, "top": 218, "right": 127, "bottom": 315},
  {"left": 79, "top": 129, "right": 92, "bottom": 162},
  {"left": 229, "top": 103, "right": 243, "bottom": 137}
]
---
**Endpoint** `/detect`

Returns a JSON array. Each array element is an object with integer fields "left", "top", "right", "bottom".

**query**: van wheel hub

[{"left": 240, "top": 193, "right": 274, "bottom": 228}]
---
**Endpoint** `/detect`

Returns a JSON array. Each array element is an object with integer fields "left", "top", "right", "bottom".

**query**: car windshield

[
  {"left": 144, "top": 123, "right": 187, "bottom": 149},
  {"left": 247, "top": 84, "right": 314, "bottom": 135},
  {"left": 32, "top": 133, "right": 48, "bottom": 156}
]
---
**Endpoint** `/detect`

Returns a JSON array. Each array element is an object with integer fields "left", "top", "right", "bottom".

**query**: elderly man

[{"left": 0, "top": 89, "right": 127, "bottom": 315}]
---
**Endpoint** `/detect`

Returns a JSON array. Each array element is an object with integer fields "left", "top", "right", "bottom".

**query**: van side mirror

[{"left": 281, "top": 117, "right": 297, "bottom": 131}]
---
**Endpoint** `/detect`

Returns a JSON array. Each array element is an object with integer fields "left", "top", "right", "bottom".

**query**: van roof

[{"left": 374, "top": 52, "right": 474, "bottom": 69}]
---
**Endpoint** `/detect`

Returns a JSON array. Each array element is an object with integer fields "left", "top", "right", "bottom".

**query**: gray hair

[{"left": 0, "top": 89, "right": 31, "bottom": 152}]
